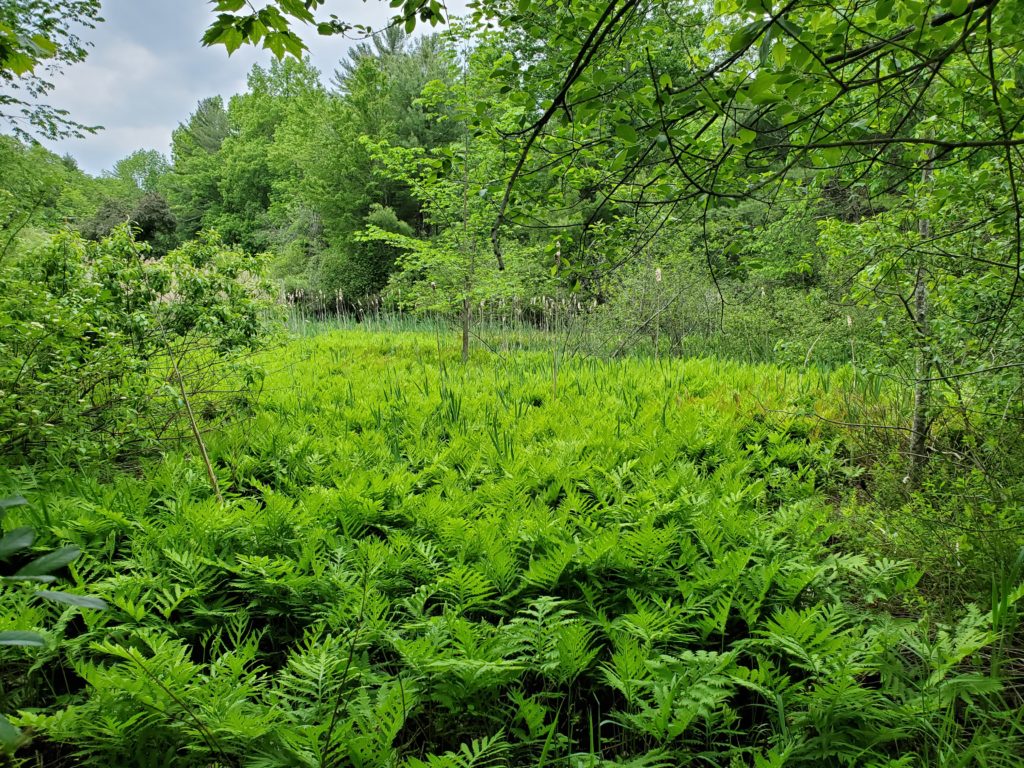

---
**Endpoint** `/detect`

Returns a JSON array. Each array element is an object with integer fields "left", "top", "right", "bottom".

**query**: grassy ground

[{"left": 2, "top": 330, "right": 1020, "bottom": 767}]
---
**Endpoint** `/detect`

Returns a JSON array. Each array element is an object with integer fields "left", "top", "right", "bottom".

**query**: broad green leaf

[
  {"left": 748, "top": 71, "right": 781, "bottom": 104},
  {"left": 279, "top": 0, "right": 316, "bottom": 21},
  {"left": 759, "top": 24, "right": 775, "bottom": 65},
  {"left": 0, "top": 527, "right": 34, "bottom": 559},
  {"left": 0, "top": 714, "right": 21, "bottom": 752},
  {"left": 771, "top": 40, "right": 788, "bottom": 69},
  {"left": 4, "top": 52, "right": 35, "bottom": 75},
  {"left": 775, "top": 17, "right": 803, "bottom": 42},
  {"left": 15, "top": 546, "right": 81, "bottom": 577},
  {"left": 729, "top": 22, "right": 763, "bottom": 53},
  {"left": 28, "top": 34, "right": 56, "bottom": 57},
  {"left": 615, "top": 123, "right": 638, "bottom": 143},
  {"left": 0, "top": 630, "right": 45, "bottom": 647},
  {"left": 36, "top": 591, "right": 107, "bottom": 610}
]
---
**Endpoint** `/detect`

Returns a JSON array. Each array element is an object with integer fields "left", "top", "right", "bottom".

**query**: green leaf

[
  {"left": 737, "top": 128, "right": 757, "bottom": 145},
  {"left": 0, "top": 497, "right": 27, "bottom": 511},
  {"left": 205, "top": 23, "right": 245, "bottom": 54},
  {"left": 821, "top": 146, "right": 843, "bottom": 166},
  {"left": 0, "top": 630, "right": 45, "bottom": 647},
  {"left": 35, "top": 590, "right": 107, "bottom": 610},
  {"left": 615, "top": 123, "right": 638, "bottom": 143},
  {"left": 0, "top": 527, "right": 34, "bottom": 559},
  {"left": 4, "top": 52, "right": 35, "bottom": 75},
  {"left": 775, "top": 17, "right": 802, "bottom": 39},
  {"left": 0, "top": 714, "right": 22, "bottom": 752},
  {"left": 15, "top": 546, "right": 80, "bottom": 577},
  {"left": 2, "top": 575, "right": 56, "bottom": 584},
  {"left": 279, "top": 0, "right": 316, "bottom": 21},
  {"left": 264, "top": 32, "right": 286, "bottom": 58},
  {"left": 771, "top": 40, "right": 788, "bottom": 69},
  {"left": 747, "top": 71, "right": 781, "bottom": 104},
  {"left": 729, "top": 22, "right": 763, "bottom": 54},
  {"left": 758, "top": 24, "right": 775, "bottom": 65},
  {"left": 28, "top": 34, "right": 57, "bottom": 57}
]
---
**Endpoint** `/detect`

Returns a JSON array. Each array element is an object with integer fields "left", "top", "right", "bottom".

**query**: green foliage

[
  {"left": 80, "top": 191, "right": 177, "bottom": 253},
  {"left": 202, "top": 0, "right": 448, "bottom": 58},
  {"left": 2, "top": 331, "right": 1018, "bottom": 766},
  {"left": 309, "top": 205, "right": 414, "bottom": 301},
  {"left": 4, "top": 5, "right": 1024, "bottom": 765},
  {"left": 0, "top": 494, "right": 105, "bottom": 755},
  {"left": 0, "top": 227, "right": 277, "bottom": 463},
  {"left": 108, "top": 149, "right": 170, "bottom": 194},
  {"left": 0, "top": 0, "right": 101, "bottom": 138}
]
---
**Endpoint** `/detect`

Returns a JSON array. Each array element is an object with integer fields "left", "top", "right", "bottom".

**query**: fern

[
  {"left": 405, "top": 731, "right": 510, "bottom": 768},
  {"left": 7, "top": 330, "right": 1020, "bottom": 768}
]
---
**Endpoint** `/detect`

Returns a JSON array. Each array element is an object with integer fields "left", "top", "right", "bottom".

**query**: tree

[
  {"left": 0, "top": 135, "right": 70, "bottom": 257},
  {"left": 214, "top": 2, "right": 1024, "bottom": 264},
  {"left": 108, "top": 149, "right": 170, "bottom": 195},
  {"left": 0, "top": 0, "right": 102, "bottom": 139},
  {"left": 167, "top": 97, "right": 232, "bottom": 241},
  {"left": 263, "top": 31, "right": 458, "bottom": 303},
  {"left": 167, "top": 60, "right": 325, "bottom": 252},
  {"left": 81, "top": 192, "right": 177, "bottom": 253},
  {"left": 359, "top": 44, "right": 552, "bottom": 357}
]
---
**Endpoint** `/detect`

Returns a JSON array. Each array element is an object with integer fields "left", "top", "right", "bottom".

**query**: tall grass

[{"left": 283, "top": 299, "right": 838, "bottom": 367}]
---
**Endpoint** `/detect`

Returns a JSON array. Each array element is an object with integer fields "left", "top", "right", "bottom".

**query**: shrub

[{"left": 0, "top": 226, "right": 278, "bottom": 464}]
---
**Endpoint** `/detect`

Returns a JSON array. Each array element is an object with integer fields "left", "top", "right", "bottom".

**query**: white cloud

[{"left": 49, "top": 41, "right": 162, "bottom": 115}]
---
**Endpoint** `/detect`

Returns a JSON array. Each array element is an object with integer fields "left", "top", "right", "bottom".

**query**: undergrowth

[{"left": 1, "top": 331, "right": 1021, "bottom": 767}]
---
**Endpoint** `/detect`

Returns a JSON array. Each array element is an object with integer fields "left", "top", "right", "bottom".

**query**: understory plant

[
  {"left": 0, "top": 226, "right": 278, "bottom": 465},
  {"left": 1, "top": 332, "right": 1018, "bottom": 767}
]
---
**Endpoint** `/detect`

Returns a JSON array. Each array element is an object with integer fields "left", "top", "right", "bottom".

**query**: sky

[{"left": 44, "top": 1, "right": 459, "bottom": 175}]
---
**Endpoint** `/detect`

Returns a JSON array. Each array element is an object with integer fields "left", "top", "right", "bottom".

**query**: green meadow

[{"left": 2, "top": 330, "right": 1019, "bottom": 766}]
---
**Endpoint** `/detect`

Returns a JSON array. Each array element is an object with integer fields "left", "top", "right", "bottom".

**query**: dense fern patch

[{"left": 1, "top": 331, "right": 1020, "bottom": 766}]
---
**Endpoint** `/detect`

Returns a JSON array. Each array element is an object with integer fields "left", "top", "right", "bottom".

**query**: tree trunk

[
  {"left": 461, "top": 295, "right": 471, "bottom": 363},
  {"left": 907, "top": 156, "right": 933, "bottom": 487}
]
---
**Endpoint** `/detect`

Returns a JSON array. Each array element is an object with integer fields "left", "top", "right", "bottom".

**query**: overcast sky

[{"left": 44, "top": 1, "right": 459, "bottom": 175}]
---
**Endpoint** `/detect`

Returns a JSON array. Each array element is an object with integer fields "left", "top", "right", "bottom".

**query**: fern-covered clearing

[{"left": 2, "top": 330, "right": 1019, "bottom": 767}]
